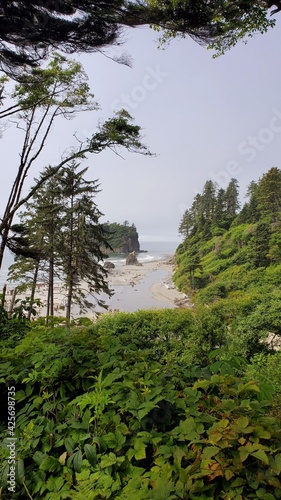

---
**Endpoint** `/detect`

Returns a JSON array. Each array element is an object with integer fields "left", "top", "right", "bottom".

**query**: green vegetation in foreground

[{"left": 0, "top": 309, "right": 281, "bottom": 499}]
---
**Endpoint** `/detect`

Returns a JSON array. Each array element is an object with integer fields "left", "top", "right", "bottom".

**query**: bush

[{"left": 0, "top": 324, "right": 280, "bottom": 499}]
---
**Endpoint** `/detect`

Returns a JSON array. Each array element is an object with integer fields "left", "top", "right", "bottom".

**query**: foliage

[
  {"left": 0, "top": 315, "right": 280, "bottom": 499},
  {"left": 0, "top": 0, "right": 280, "bottom": 77},
  {"left": 0, "top": 295, "right": 40, "bottom": 341},
  {"left": 7, "top": 163, "right": 112, "bottom": 319},
  {"left": 175, "top": 167, "right": 281, "bottom": 364},
  {"left": 103, "top": 222, "right": 140, "bottom": 252},
  {"left": 146, "top": 0, "right": 277, "bottom": 56}
]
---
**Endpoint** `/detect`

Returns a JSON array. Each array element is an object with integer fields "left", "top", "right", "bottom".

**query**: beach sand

[{"left": 5, "top": 259, "right": 190, "bottom": 319}]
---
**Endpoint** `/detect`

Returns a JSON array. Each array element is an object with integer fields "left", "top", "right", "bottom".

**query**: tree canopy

[{"left": 0, "top": 0, "right": 280, "bottom": 76}]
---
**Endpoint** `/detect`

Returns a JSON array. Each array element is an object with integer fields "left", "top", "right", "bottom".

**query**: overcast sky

[{"left": 1, "top": 18, "right": 281, "bottom": 243}]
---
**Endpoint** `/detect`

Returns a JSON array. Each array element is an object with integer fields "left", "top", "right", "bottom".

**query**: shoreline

[{"left": 3, "top": 258, "right": 190, "bottom": 319}]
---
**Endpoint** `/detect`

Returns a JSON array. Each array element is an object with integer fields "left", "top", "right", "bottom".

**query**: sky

[{"left": 1, "top": 17, "right": 281, "bottom": 244}]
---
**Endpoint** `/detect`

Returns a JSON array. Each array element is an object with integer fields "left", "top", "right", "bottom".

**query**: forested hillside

[{"left": 175, "top": 167, "right": 281, "bottom": 355}]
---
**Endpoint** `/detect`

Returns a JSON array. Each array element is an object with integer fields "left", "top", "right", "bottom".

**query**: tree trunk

[
  {"left": 0, "top": 224, "right": 10, "bottom": 270},
  {"left": 27, "top": 261, "right": 40, "bottom": 320},
  {"left": 66, "top": 277, "right": 73, "bottom": 322},
  {"left": 1, "top": 284, "right": 7, "bottom": 308},
  {"left": 8, "top": 288, "right": 17, "bottom": 317},
  {"left": 46, "top": 257, "right": 54, "bottom": 322}
]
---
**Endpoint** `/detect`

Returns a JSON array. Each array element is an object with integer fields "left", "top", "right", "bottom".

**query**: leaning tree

[{"left": 0, "top": 54, "right": 150, "bottom": 269}]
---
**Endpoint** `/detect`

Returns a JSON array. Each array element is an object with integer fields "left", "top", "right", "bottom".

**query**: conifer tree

[
  {"left": 257, "top": 167, "right": 281, "bottom": 222},
  {"left": 57, "top": 162, "right": 111, "bottom": 320},
  {"left": 224, "top": 178, "right": 240, "bottom": 220}
]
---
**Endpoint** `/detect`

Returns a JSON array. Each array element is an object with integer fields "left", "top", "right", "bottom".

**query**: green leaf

[
  {"left": 84, "top": 444, "right": 97, "bottom": 466},
  {"left": 64, "top": 437, "right": 75, "bottom": 453},
  {"left": 202, "top": 446, "right": 220, "bottom": 460},
  {"left": 100, "top": 452, "right": 118, "bottom": 468},
  {"left": 73, "top": 450, "right": 83, "bottom": 472},
  {"left": 255, "top": 426, "right": 271, "bottom": 439},
  {"left": 236, "top": 416, "right": 249, "bottom": 429},
  {"left": 239, "top": 447, "right": 249, "bottom": 462},
  {"left": 33, "top": 451, "right": 46, "bottom": 466},
  {"left": 135, "top": 447, "right": 146, "bottom": 460},
  {"left": 0, "top": 463, "right": 9, "bottom": 488},
  {"left": 40, "top": 456, "right": 60, "bottom": 473},
  {"left": 16, "top": 459, "right": 25, "bottom": 484},
  {"left": 251, "top": 449, "right": 269, "bottom": 464},
  {"left": 271, "top": 453, "right": 281, "bottom": 474}
]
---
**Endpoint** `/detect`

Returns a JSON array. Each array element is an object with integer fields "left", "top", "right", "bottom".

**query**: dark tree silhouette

[{"left": 0, "top": 1, "right": 280, "bottom": 77}]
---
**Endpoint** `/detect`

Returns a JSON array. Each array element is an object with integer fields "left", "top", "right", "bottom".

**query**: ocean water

[
  {"left": 0, "top": 251, "right": 15, "bottom": 289},
  {"left": 107, "top": 240, "right": 179, "bottom": 266},
  {"left": 0, "top": 241, "right": 180, "bottom": 290}
]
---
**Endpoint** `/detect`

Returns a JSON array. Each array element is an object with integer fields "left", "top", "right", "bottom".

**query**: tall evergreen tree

[
  {"left": 9, "top": 168, "right": 64, "bottom": 318},
  {"left": 56, "top": 162, "right": 112, "bottom": 320},
  {"left": 213, "top": 188, "right": 227, "bottom": 228},
  {"left": 257, "top": 167, "right": 281, "bottom": 222},
  {"left": 201, "top": 180, "right": 217, "bottom": 221},
  {"left": 178, "top": 209, "right": 193, "bottom": 238},
  {"left": 251, "top": 221, "right": 271, "bottom": 268},
  {"left": 224, "top": 178, "right": 240, "bottom": 219}
]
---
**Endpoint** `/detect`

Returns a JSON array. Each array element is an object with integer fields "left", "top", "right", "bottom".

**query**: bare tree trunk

[
  {"left": 1, "top": 284, "right": 7, "bottom": 308},
  {"left": 0, "top": 224, "right": 10, "bottom": 270},
  {"left": 27, "top": 261, "right": 40, "bottom": 320},
  {"left": 46, "top": 257, "right": 54, "bottom": 323},
  {"left": 8, "top": 288, "right": 17, "bottom": 317},
  {"left": 66, "top": 277, "right": 73, "bottom": 322}
]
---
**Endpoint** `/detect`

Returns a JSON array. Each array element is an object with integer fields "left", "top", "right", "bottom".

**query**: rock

[
  {"left": 126, "top": 251, "right": 142, "bottom": 266},
  {"left": 104, "top": 261, "right": 115, "bottom": 270}
]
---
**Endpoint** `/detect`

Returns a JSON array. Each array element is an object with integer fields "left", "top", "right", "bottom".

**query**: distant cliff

[{"left": 103, "top": 222, "right": 140, "bottom": 253}]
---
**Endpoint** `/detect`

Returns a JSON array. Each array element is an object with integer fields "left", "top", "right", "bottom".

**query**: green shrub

[{"left": 0, "top": 326, "right": 280, "bottom": 499}]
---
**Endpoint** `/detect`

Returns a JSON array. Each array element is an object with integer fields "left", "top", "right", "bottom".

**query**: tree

[
  {"left": 0, "top": 0, "right": 280, "bottom": 76},
  {"left": 251, "top": 221, "right": 271, "bottom": 268},
  {"left": 0, "top": 55, "right": 150, "bottom": 269},
  {"left": 224, "top": 178, "right": 240, "bottom": 219},
  {"left": 146, "top": 0, "right": 279, "bottom": 56},
  {"left": 8, "top": 170, "right": 64, "bottom": 318},
  {"left": 213, "top": 188, "right": 227, "bottom": 228},
  {"left": 9, "top": 163, "right": 113, "bottom": 320},
  {"left": 201, "top": 180, "right": 217, "bottom": 221},
  {"left": 57, "top": 162, "right": 112, "bottom": 320},
  {"left": 178, "top": 209, "right": 193, "bottom": 238},
  {"left": 257, "top": 167, "right": 281, "bottom": 222}
]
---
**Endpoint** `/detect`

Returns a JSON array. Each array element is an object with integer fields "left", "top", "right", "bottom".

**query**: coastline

[{"left": 3, "top": 258, "right": 190, "bottom": 319}]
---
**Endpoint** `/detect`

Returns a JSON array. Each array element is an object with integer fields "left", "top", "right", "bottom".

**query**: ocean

[
  {"left": 0, "top": 241, "right": 180, "bottom": 290},
  {"left": 107, "top": 240, "right": 179, "bottom": 266}
]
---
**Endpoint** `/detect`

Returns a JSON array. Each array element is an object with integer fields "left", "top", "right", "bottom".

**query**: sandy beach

[{"left": 4, "top": 259, "right": 190, "bottom": 319}]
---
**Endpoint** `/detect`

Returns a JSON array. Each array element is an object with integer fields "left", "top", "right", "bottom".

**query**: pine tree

[
  {"left": 178, "top": 210, "right": 193, "bottom": 238},
  {"left": 251, "top": 221, "right": 271, "bottom": 268},
  {"left": 213, "top": 188, "right": 227, "bottom": 229},
  {"left": 257, "top": 167, "right": 281, "bottom": 222},
  {"left": 201, "top": 180, "right": 217, "bottom": 220},
  {"left": 224, "top": 178, "right": 240, "bottom": 226},
  {"left": 57, "top": 162, "right": 112, "bottom": 320}
]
